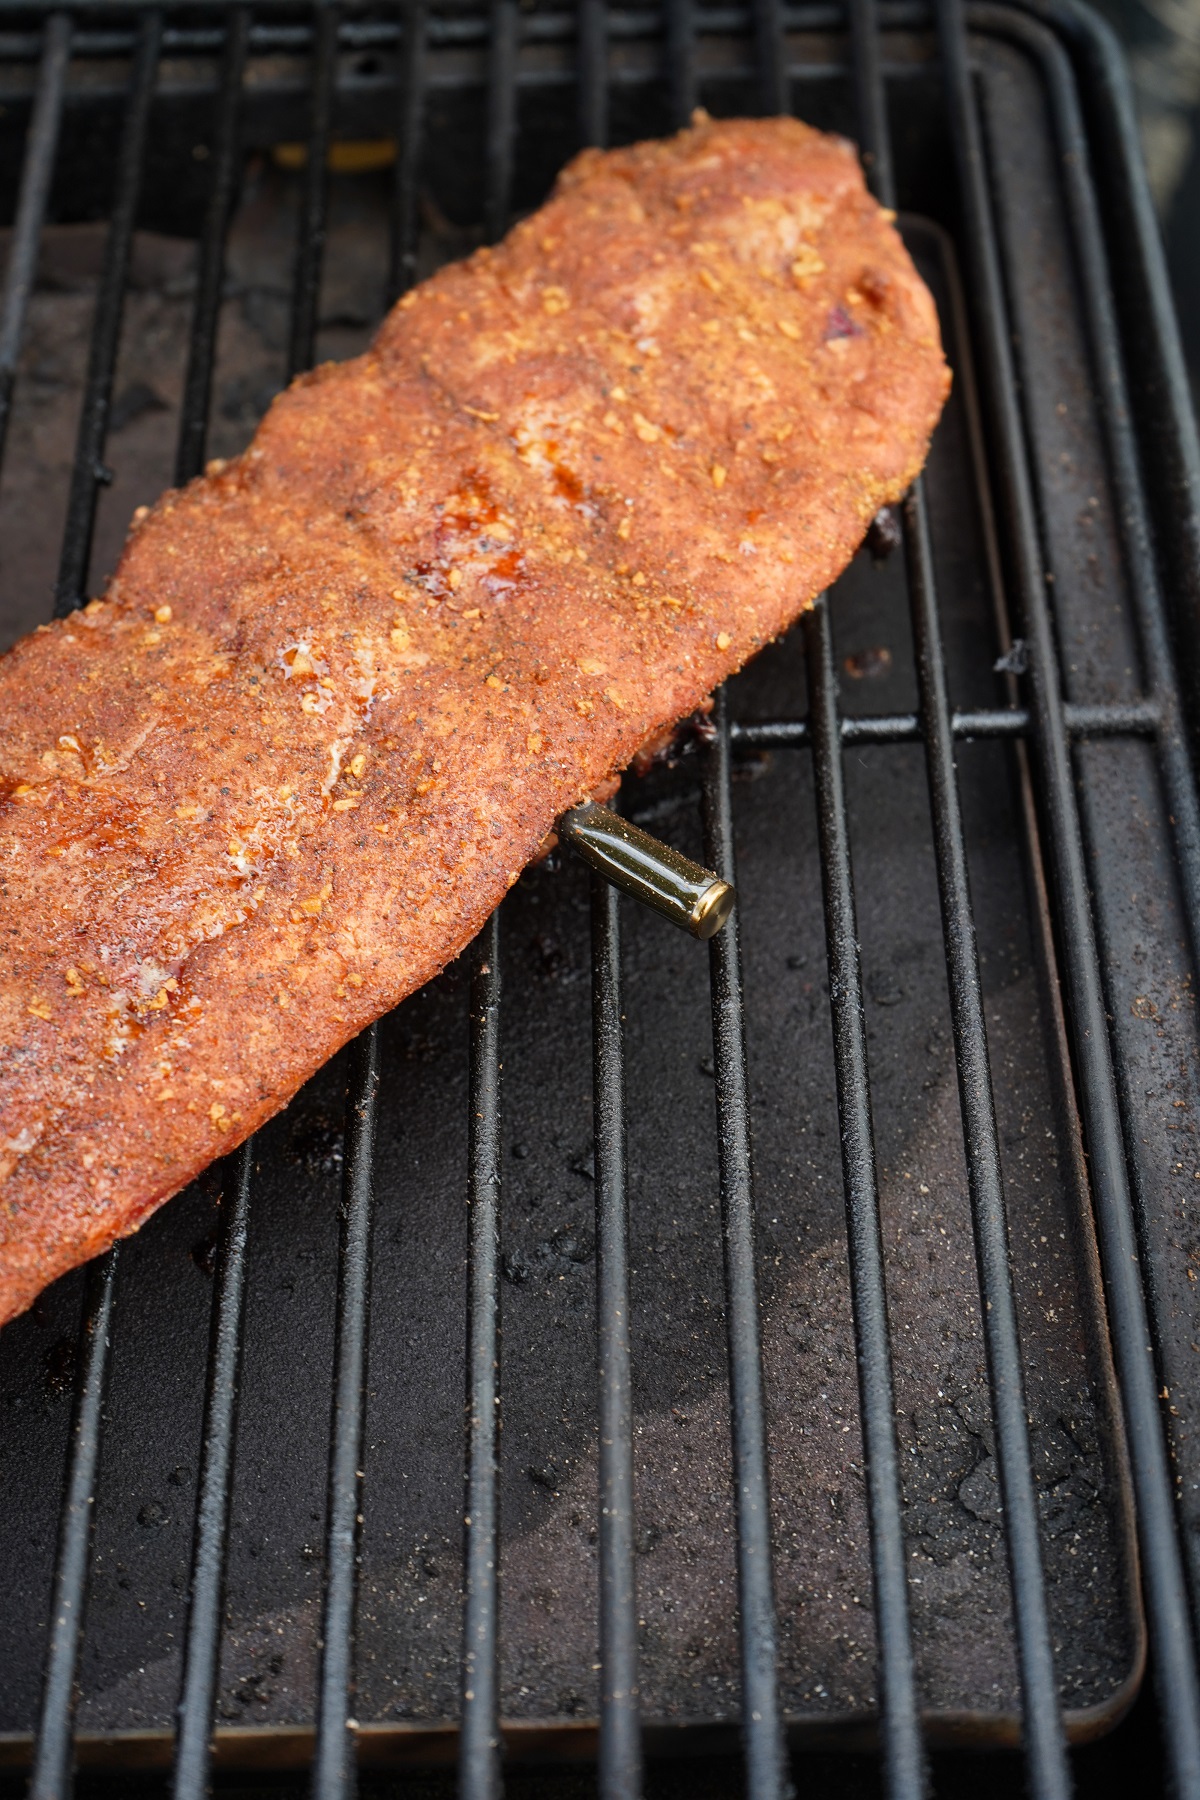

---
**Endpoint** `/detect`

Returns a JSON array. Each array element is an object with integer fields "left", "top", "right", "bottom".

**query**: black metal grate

[{"left": 0, "top": 2, "right": 1199, "bottom": 1797}]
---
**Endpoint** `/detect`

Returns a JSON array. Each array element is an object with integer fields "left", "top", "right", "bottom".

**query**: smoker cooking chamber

[{"left": 0, "top": 1, "right": 1199, "bottom": 1796}]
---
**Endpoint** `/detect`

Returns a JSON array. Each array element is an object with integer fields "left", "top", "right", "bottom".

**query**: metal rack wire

[{"left": 0, "top": 0, "right": 1198, "bottom": 1796}]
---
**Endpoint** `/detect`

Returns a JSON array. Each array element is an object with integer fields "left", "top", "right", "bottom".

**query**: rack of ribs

[{"left": 0, "top": 112, "right": 949, "bottom": 1323}]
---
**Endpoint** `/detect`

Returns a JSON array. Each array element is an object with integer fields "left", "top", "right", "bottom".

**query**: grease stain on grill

[
  {"left": 109, "top": 379, "right": 168, "bottom": 433},
  {"left": 866, "top": 505, "right": 903, "bottom": 562},
  {"left": 532, "top": 930, "right": 584, "bottom": 984},
  {"left": 843, "top": 644, "right": 894, "bottom": 680},
  {"left": 287, "top": 1108, "right": 344, "bottom": 1175},
  {"left": 220, "top": 373, "right": 283, "bottom": 426},
  {"left": 221, "top": 1650, "right": 286, "bottom": 1719},
  {"left": 869, "top": 973, "right": 906, "bottom": 1006},
  {"left": 503, "top": 1248, "right": 530, "bottom": 1285},
  {"left": 731, "top": 746, "right": 773, "bottom": 783},
  {"left": 547, "top": 1228, "right": 594, "bottom": 1264},
  {"left": 189, "top": 1231, "right": 218, "bottom": 1277},
  {"left": 507, "top": 1226, "right": 597, "bottom": 1289},
  {"left": 528, "top": 1461, "right": 564, "bottom": 1496}
]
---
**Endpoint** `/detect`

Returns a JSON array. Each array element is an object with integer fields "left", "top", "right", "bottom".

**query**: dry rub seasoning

[{"left": 0, "top": 113, "right": 949, "bottom": 1322}]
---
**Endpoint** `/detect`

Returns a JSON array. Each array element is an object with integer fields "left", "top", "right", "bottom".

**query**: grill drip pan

[{"left": 0, "top": 0, "right": 1198, "bottom": 1792}]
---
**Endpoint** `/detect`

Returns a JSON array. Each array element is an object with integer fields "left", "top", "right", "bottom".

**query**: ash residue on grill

[{"left": 42, "top": 1334, "right": 78, "bottom": 1399}]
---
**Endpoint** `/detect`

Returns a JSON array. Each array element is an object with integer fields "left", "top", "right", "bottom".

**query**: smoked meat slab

[{"left": 0, "top": 114, "right": 949, "bottom": 1323}]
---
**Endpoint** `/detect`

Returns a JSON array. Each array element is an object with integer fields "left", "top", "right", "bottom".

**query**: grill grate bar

[
  {"left": 846, "top": 12, "right": 1069, "bottom": 1786},
  {"left": 578, "top": 0, "right": 609, "bottom": 151},
  {"left": 29, "top": 14, "right": 163, "bottom": 1789},
  {"left": 163, "top": 31, "right": 260, "bottom": 1783},
  {"left": 28, "top": 1250, "right": 119, "bottom": 1800},
  {"left": 456, "top": 24, "right": 518, "bottom": 1785},
  {"left": 280, "top": 9, "right": 384, "bottom": 1773},
  {"left": 0, "top": 10, "right": 70, "bottom": 473},
  {"left": 174, "top": 6, "right": 248, "bottom": 488},
  {"left": 846, "top": 0, "right": 893, "bottom": 215},
  {"left": 664, "top": 0, "right": 695, "bottom": 127},
  {"left": 580, "top": 44, "right": 636, "bottom": 1785},
  {"left": 460, "top": 916, "right": 504, "bottom": 1800},
  {"left": 733, "top": 697, "right": 1162, "bottom": 746},
  {"left": 386, "top": 0, "right": 427, "bottom": 309},
  {"left": 905, "top": 482, "right": 1071, "bottom": 1797},
  {"left": 701, "top": 688, "right": 788, "bottom": 1800},
  {"left": 170, "top": 1144, "right": 253, "bottom": 1800},
  {"left": 935, "top": 0, "right": 1200, "bottom": 1789},
  {"left": 805, "top": 594, "right": 923, "bottom": 1800},
  {"left": 52, "top": 8, "right": 161, "bottom": 618},
  {"left": 286, "top": 0, "right": 338, "bottom": 384},
  {"left": 483, "top": 0, "right": 520, "bottom": 252},
  {"left": 458, "top": 30, "right": 519, "bottom": 1789},
  {"left": 976, "top": 2, "right": 1200, "bottom": 990},
  {"left": 312, "top": 1023, "right": 380, "bottom": 1800},
  {"left": 592, "top": 874, "right": 641, "bottom": 1800},
  {"left": 752, "top": 0, "right": 789, "bottom": 113}
]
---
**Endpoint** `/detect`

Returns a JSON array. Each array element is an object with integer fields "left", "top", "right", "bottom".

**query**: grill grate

[
  {"left": 856, "top": 8, "right": 1065, "bottom": 1794},
  {"left": 0, "top": 2, "right": 1199, "bottom": 1797},
  {"left": 936, "top": 3, "right": 1200, "bottom": 1790}
]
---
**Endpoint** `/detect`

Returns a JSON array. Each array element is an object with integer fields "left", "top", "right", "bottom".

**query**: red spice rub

[{"left": 0, "top": 113, "right": 949, "bottom": 1323}]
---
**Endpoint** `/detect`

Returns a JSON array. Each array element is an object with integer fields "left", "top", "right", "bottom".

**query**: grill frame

[{"left": 0, "top": 2, "right": 1196, "bottom": 1797}]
